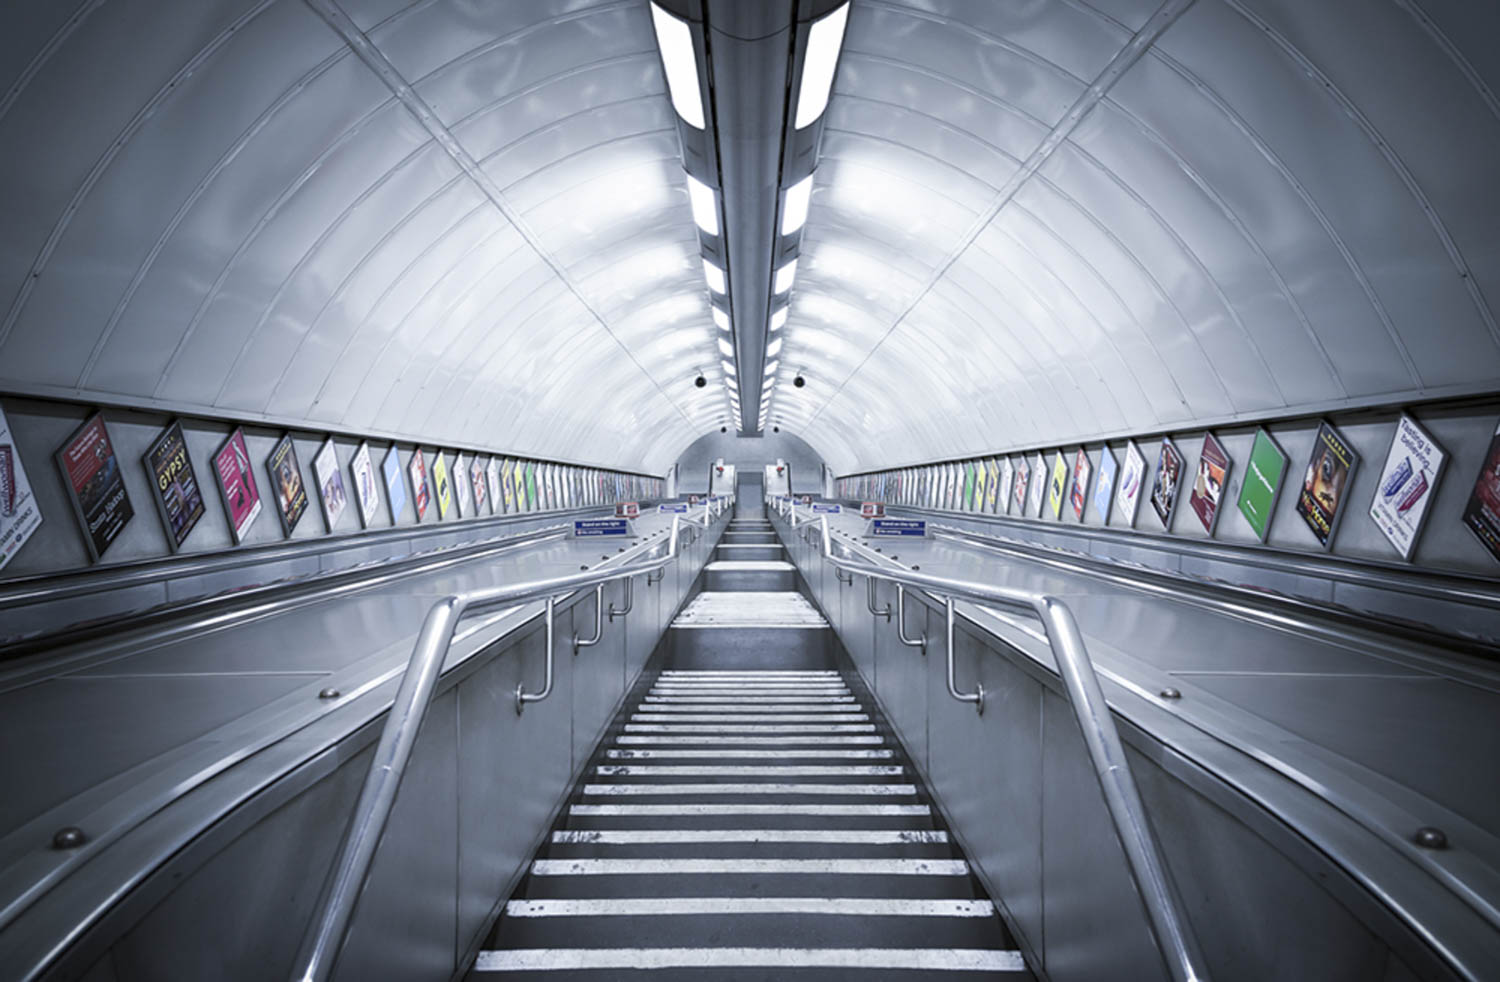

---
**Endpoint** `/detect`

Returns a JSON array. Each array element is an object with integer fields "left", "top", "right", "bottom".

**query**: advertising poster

[
  {"left": 963, "top": 462, "right": 975, "bottom": 511},
  {"left": 265, "top": 434, "right": 308, "bottom": 536},
  {"left": 1047, "top": 452, "right": 1068, "bottom": 520},
  {"left": 56, "top": 413, "right": 134, "bottom": 561},
  {"left": 1236, "top": 429, "right": 1287, "bottom": 543},
  {"left": 0, "top": 405, "right": 43, "bottom": 571},
  {"left": 999, "top": 458, "right": 1014, "bottom": 515},
  {"left": 350, "top": 442, "right": 380, "bottom": 529},
  {"left": 213, "top": 428, "right": 262, "bottom": 545},
  {"left": 471, "top": 456, "right": 488, "bottom": 515},
  {"left": 312, "top": 439, "right": 347, "bottom": 533},
  {"left": 526, "top": 461, "right": 538, "bottom": 509},
  {"left": 1462, "top": 420, "right": 1500, "bottom": 564},
  {"left": 1116, "top": 440, "right": 1146, "bottom": 528},
  {"left": 1013, "top": 458, "right": 1029, "bottom": 514},
  {"left": 453, "top": 452, "right": 471, "bottom": 518},
  {"left": 1093, "top": 446, "right": 1116, "bottom": 524},
  {"left": 1369, "top": 416, "right": 1445, "bottom": 561},
  {"left": 409, "top": 448, "right": 429, "bottom": 521},
  {"left": 1296, "top": 421, "right": 1359, "bottom": 550},
  {"left": 501, "top": 459, "right": 517, "bottom": 512},
  {"left": 486, "top": 457, "right": 502, "bottom": 515},
  {"left": 144, "top": 420, "right": 205, "bottom": 552},
  {"left": 382, "top": 446, "right": 407, "bottom": 523},
  {"left": 1070, "top": 449, "right": 1091, "bottom": 522},
  {"left": 973, "top": 461, "right": 987, "bottom": 511},
  {"left": 985, "top": 459, "right": 1000, "bottom": 511},
  {"left": 432, "top": 452, "right": 453, "bottom": 519},
  {"left": 1188, "top": 433, "right": 1232, "bottom": 536},
  {"left": 1148, "top": 438, "right": 1184, "bottom": 530},
  {"left": 1029, "top": 454, "right": 1047, "bottom": 517}
]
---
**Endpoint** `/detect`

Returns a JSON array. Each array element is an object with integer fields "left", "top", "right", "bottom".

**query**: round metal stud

[
  {"left": 1159, "top": 687, "right": 1182, "bottom": 700},
  {"left": 52, "top": 826, "right": 86, "bottom": 850},
  {"left": 911, "top": 565, "right": 920, "bottom": 571},
  {"left": 318, "top": 687, "right": 341, "bottom": 700},
  {"left": 1414, "top": 827, "right": 1448, "bottom": 850},
  {"left": 580, "top": 564, "right": 589, "bottom": 570}
]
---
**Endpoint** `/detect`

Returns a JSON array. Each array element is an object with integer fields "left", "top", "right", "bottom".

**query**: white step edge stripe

[
  {"left": 659, "top": 671, "right": 839, "bottom": 676},
  {"left": 615, "top": 735, "right": 884, "bottom": 745},
  {"left": 530, "top": 858, "right": 967, "bottom": 876},
  {"left": 646, "top": 693, "right": 853, "bottom": 699},
  {"left": 552, "top": 829, "right": 945, "bottom": 844},
  {"left": 571, "top": 803, "right": 929, "bottom": 816},
  {"left": 623, "top": 724, "right": 877, "bottom": 733},
  {"left": 627, "top": 719, "right": 876, "bottom": 725},
  {"left": 474, "top": 948, "right": 1024, "bottom": 972},
  {"left": 595, "top": 765, "right": 903, "bottom": 777},
  {"left": 581, "top": 783, "right": 917, "bottom": 796},
  {"left": 647, "top": 689, "right": 852, "bottom": 696},
  {"left": 633, "top": 706, "right": 863, "bottom": 715},
  {"left": 503, "top": 897, "right": 990, "bottom": 918},
  {"left": 605, "top": 749, "right": 894, "bottom": 759}
]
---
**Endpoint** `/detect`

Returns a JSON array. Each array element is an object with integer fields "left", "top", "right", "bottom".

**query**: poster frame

[
  {"left": 143, "top": 419, "right": 206, "bottom": 553},
  {"left": 0, "top": 405, "right": 43, "bottom": 571},
  {"left": 212, "top": 427, "right": 263, "bottom": 546},
  {"left": 265, "top": 433, "right": 308, "bottom": 538},
  {"left": 382, "top": 445, "right": 407, "bottom": 523},
  {"left": 56, "top": 412, "right": 136, "bottom": 562},
  {"left": 1295, "top": 420, "right": 1360, "bottom": 551},
  {"left": 453, "top": 451, "right": 471, "bottom": 518},
  {"left": 1070, "top": 448, "right": 1091, "bottom": 522},
  {"left": 409, "top": 448, "right": 430, "bottom": 522},
  {"left": 1235, "top": 428, "right": 1287, "bottom": 543},
  {"left": 349, "top": 441, "right": 380, "bottom": 530},
  {"left": 1461, "top": 418, "right": 1500, "bottom": 565},
  {"left": 1093, "top": 445, "right": 1116, "bottom": 524},
  {"left": 432, "top": 452, "right": 453, "bottom": 519},
  {"left": 1148, "top": 437, "right": 1185, "bottom": 531},
  {"left": 1188, "top": 431, "right": 1233, "bottom": 537},
  {"left": 1048, "top": 451, "right": 1068, "bottom": 520}
]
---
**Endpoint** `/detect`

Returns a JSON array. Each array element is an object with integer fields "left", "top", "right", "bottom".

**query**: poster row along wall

[
  {"left": 836, "top": 413, "right": 1500, "bottom": 567},
  {"left": 0, "top": 405, "right": 663, "bottom": 573}
]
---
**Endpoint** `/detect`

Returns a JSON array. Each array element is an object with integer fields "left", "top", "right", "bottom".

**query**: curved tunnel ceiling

[{"left": 2, "top": 1, "right": 1499, "bottom": 478}]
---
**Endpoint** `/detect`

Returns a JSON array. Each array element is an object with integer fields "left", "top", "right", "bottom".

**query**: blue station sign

[
  {"left": 869, "top": 518, "right": 926, "bottom": 537},
  {"left": 811, "top": 503, "right": 841, "bottom": 513},
  {"left": 658, "top": 503, "right": 689, "bottom": 513},
  {"left": 573, "top": 518, "right": 632, "bottom": 537}
]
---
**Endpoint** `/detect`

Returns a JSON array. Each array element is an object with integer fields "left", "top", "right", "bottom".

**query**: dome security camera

[
  {"left": 793, "top": 374, "right": 806, "bottom": 388},
  {"left": 720, "top": 426, "right": 727, "bottom": 433},
  {"left": 694, "top": 375, "right": 706, "bottom": 388},
  {"left": 773, "top": 425, "right": 781, "bottom": 433}
]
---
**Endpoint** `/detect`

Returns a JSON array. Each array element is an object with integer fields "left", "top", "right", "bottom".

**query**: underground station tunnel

[{"left": 2, "top": 1, "right": 1499, "bottom": 979}]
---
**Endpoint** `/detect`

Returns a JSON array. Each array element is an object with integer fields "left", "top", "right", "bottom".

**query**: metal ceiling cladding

[{"left": 0, "top": 0, "right": 1497, "bottom": 475}]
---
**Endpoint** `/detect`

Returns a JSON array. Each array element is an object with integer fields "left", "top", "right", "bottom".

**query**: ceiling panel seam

[
  {"left": 802, "top": 0, "right": 1198, "bottom": 431},
  {"left": 1218, "top": 0, "right": 1500, "bottom": 356},
  {"left": 0, "top": 0, "right": 105, "bottom": 122},
  {"left": 1390, "top": 0, "right": 1500, "bottom": 123},
  {"left": 303, "top": 0, "right": 697, "bottom": 430},
  {"left": 0, "top": 0, "right": 285, "bottom": 353}
]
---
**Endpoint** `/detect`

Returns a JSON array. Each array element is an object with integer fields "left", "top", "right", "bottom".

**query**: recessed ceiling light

[
  {"left": 686, "top": 174, "right": 718, "bottom": 235},
  {"left": 650, "top": 4, "right": 706, "bottom": 128},
  {"left": 794, "top": 3, "right": 850, "bottom": 129},
  {"left": 781, "top": 175, "right": 813, "bottom": 235}
]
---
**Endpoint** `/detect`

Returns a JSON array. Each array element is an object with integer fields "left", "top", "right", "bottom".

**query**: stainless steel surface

[
  {"left": 570, "top": 586, "right": 603, "bottom": 656},
  {"left": 896, "top": 585, "right": 926, "bottom": 656},
  {"left": 866, "top": 576, "right": 890, "bottom": 621},
  {"left": 291, "top": 511, "right": 704, "bottom": 981},
  {"left": 779, "top": 499, "right": 1208, "bottom": 982}
]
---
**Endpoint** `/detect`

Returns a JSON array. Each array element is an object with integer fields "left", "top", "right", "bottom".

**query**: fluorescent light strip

[
  {"left": 686, "top": 174, "right": 718, "bottom": 235},
  {"left": 794, "top": 3, "right": 850, "bottom": 128},
  {"left": 721, "top": 359, "right": 736, "bottom": 376},
  {"left": 650, "top": 4, "right": 705, "bottom": 128},
  {"left": 774, "top": 259, "right": 797, "bottom": 294},
  {"left": 703, "top": 259, "right": 726, "bottom": 294},
  {"left": 712, "top": 306, "right": 730, "bottom": 331},
  {"left": 718, "top": 337, "right": 733, "bottom": 358},
  {"left": 781, "top": 174, "right": 813, "bottom": 235},
  {"left": 766, "top": 338, "right": 783, "bottom": 359},
  {"left": 770, "top": 307, "right": 788, "bottom": 331}
]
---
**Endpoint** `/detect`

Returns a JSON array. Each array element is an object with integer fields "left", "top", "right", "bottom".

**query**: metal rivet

[
  {"left": 318, "top": 687, "right": 341, "bottom": 700},
  {"left": 1414, "top": 827, "right": 1448, "bottom": 850},
  {"left": 911, "top": 565, "right": 920, "bottom": 571},
  {"left": 580, "top": 564, "right": 589, "bottom": 570},
  {"left": 52, "top": 827, "right": 86, "bottom": 850},
  {"left": 1158, "top": 687, "right": 1181, "bottom": 700}
]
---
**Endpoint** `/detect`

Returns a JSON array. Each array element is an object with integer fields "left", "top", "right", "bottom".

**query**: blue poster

[
  {"left": 1093, "top": 446, "right": 1117, "bottom": 523},
  {"left": 382, "top": 446, "right": 407, "bottom": 522}
]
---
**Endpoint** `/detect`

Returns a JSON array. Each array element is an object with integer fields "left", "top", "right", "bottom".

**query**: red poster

[{"left": 56, "top": 413, "right": 134, "bottom": 561}]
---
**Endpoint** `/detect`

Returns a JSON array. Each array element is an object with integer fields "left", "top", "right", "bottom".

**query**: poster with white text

[
  {"left": 1370, "top": 415, "right": 1445, "bottom": 561},
  {"left": 0, "top": 406, "right": 42, "bottom": 572}
]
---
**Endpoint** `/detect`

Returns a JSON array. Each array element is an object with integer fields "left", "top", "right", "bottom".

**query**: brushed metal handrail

[{"left": 290, "top": 507, "right": 721, "bottom": 982}]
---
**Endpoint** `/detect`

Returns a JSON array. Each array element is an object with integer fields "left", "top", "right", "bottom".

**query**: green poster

[
  {"left": 963, "top": 462, "right": 975, "bottom": 510},
  {"left": 1236, "top": 429, "right": 1287, "bottom": 542},
  {"left": 525, "top": 462, "right": 537, "bottom": 509}
]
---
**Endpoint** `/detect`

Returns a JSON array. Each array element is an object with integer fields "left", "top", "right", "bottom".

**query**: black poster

[
  {"left": 55, "top": 412, "right": 134, "bottom": 561},
  {"left": 144, "top": 421, "right": 205, "bottom": 552},
  {"left": 265, "top": 434, "right": 308, "bottom": 536}
]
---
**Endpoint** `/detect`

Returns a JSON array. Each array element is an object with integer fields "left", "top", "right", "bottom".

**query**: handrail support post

[
  {"left": 573, "top": 585, "right": 603, "bottom": 655},
  {"left": 516, "top": 596, "right": 556, "bottom": 712},
  {"left": 944, "top": 597, "right": 984, "bottom": 714}
]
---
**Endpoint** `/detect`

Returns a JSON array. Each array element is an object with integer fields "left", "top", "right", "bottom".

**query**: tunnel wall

[{"left": 673, "top": 428, "right": 825, "bottom": 495}]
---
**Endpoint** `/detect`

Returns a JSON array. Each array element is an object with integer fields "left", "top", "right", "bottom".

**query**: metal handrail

[
  {"left": 291, "top": 513, "right": 706, "bottom": 982},
  {"left": 866, "top": 578, "right": 891, "bottom": 621},
  {"left": 804, "top": 514, "right": 1208, "bottom": 982},
  {"left": 572, "top": 585, "right": 603, "bottom": 655},
  {"left": 608, "top": 577, "right": 633, "bottom": 621},
  {"left": 896, "top": 585, "right": 926, "bottom": 655}
]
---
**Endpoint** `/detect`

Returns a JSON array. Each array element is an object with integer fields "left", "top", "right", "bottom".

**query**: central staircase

[{"left": 468, "top": 517, "right": 1030, "bottom": 978}]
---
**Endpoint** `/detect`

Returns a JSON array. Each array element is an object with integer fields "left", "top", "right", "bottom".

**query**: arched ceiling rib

[
  {"left": 0, "top": 0, "right": 732, "bottom": 473},
  {"left": 3, "top": 0, "right": 1499, "bottom": 478},
  {"left": 767, "top": 0, "right": 1500, "bottom": 474}
]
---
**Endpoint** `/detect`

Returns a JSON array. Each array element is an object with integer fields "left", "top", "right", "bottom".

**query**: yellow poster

[
  {"left": 972, "top": 459, "right": 987, "bottom": 511},
  {"left": 432, "top": 452, "right": 453, "bottom": 519},
  {"left": 1048, "top": 451, "right": 1069, "bottom": 519},
  {"left": 501, "top": 458, "right": 516, "bottom": 512}
]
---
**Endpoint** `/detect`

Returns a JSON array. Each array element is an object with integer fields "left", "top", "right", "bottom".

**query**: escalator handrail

[
  {"left": 783, "top": 504, "right": 1208, "bottom": 982},
  {"left": 290, "top": 505, "right": 725, "bottom": 982}
]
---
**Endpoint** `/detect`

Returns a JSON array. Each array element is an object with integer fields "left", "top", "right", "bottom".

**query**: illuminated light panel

[
  {"left": 781, "top": 175, "right": 813, "bottom": 235},
  {"left": 794, "top": 3, "right": 850, "bottom": 128},
  {"left": 650, "top": 4, "right": 705, "bottom": 128},
  {"left": 703, "top": 259, "right": 726, "bottom": 294},
  {"left": 686, "top": 174, "right": 719, "bottom": 235},
  {"left": 766, "top": 337, "right": 783, "bottom": 359},
  {"left": 769, "top": 307, "right": 788, "bottom": 332},
  {"left": 717, "top": 337, "right": 734, "bottom": 358},
  {"left": 721, "top": 359, "right": 737, "bottom": 376},
  {"left": 763, "top": 359, "right": 780, "bottom": 377},
  {"left": 712, "top": 306, "right": 730, "bottom": 332},
  {"left": 773, "top": 259, "right": 797, "bottom": 294}
]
